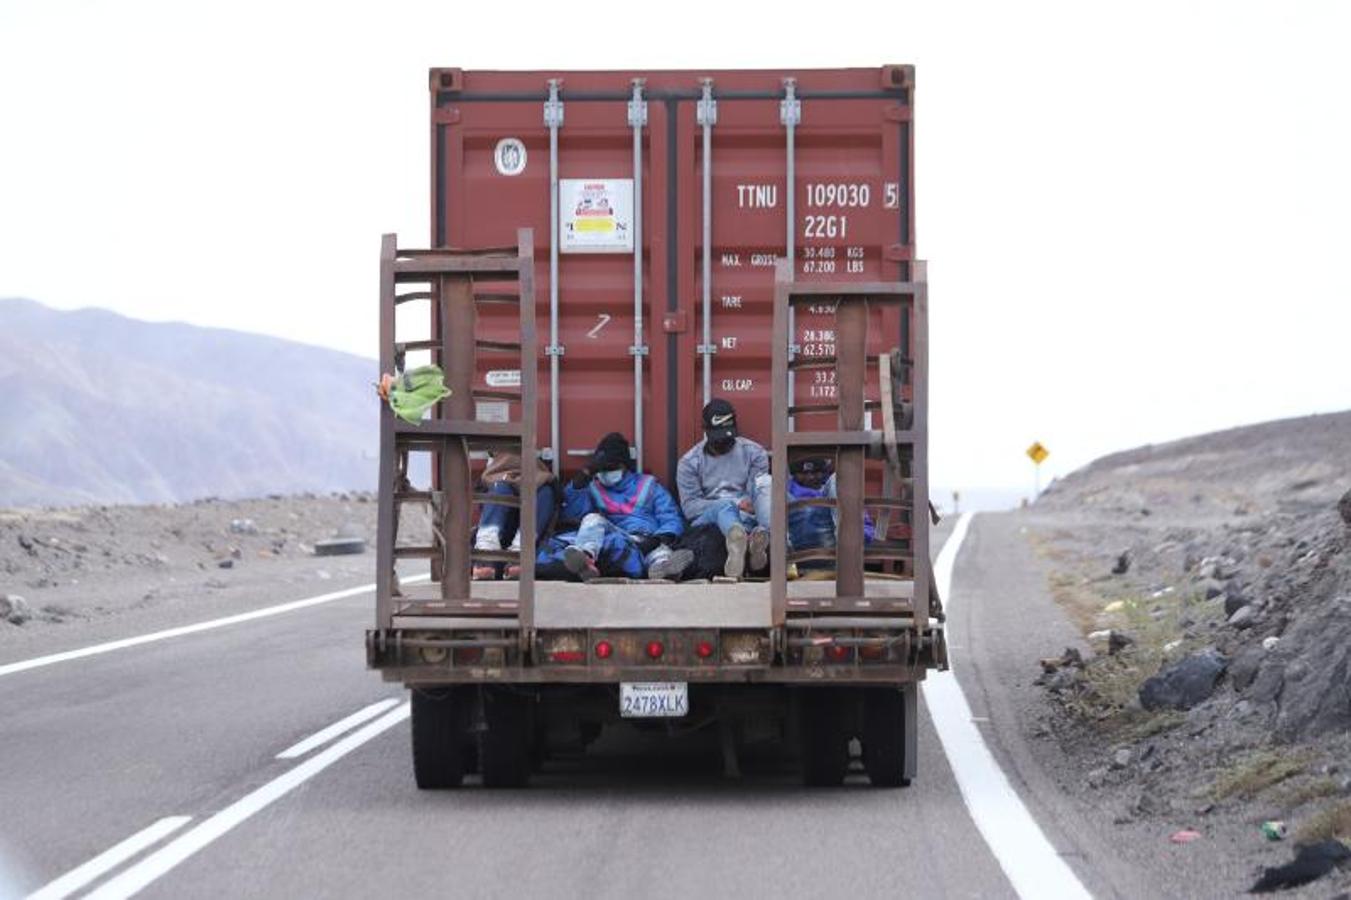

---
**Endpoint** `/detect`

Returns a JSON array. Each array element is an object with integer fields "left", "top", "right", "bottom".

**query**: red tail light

[
  {"left": 594, "top": 640, "right": 613, "bottom": 660},
  {"left": 695, "top": 640, "right": 715, "bottom": 659},
  {"left": 453, "top": 647, "right": 484, "bottom": 665},
  {"left": 550, "top": 650, "right": 586, "bottom": 663},
  {"left": 646, "top": 640, "right": 665, "bottom": 660},
  {"left": 826, "top": 644, "right": 852, "bottom": 663}
]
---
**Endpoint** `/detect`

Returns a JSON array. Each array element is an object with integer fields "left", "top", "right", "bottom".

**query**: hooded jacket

[
  {"left": 562, "top": 470, "right": 685, "bottom": 538},
  {"left": 788, "top": 476, "right": 876, "bottom": 548}
]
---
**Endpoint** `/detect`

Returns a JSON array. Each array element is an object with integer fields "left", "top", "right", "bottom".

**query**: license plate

[{"left": 619, "top": 682, "right": 688, "bottom": 718}]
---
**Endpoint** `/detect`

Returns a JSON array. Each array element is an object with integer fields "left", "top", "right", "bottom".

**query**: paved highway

[{"left": 1, "top": 515, "right": 1153, "bottom": 899}]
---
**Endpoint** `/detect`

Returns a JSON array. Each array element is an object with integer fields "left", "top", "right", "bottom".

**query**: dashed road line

[
  {"left": 84, "top": 703, "right": 411, "bottom": 900},
  {"left": 26, "top": 816, "right": 191, "bottom": 900},
  {"left": 276, "top": 698, "right": 402, "bottom": 759}
]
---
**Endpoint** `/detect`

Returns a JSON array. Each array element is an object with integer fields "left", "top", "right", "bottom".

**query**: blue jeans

[
  {"left": 689, "top": 473, "right": 775, "bottom": 536},
  {"left": 574, "top": 513, "right": 677, "bottom": 577},
  {"left": 477, "top": 481, "right": 557, "bottom": 547}
]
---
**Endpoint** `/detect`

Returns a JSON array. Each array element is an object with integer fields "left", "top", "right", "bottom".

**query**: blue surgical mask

[{"left": 598, "top": 469, "right": 625, "bottom": 487}]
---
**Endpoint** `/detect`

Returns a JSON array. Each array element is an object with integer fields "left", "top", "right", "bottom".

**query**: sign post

[{"left": 1026, "top": 441, "right": 1050, "bottom": 500}]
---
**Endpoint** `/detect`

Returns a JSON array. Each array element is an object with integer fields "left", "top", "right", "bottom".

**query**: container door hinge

[
  {"left": 628, "top": 345, "right": 650, "bottom": 357},
  {"left": 696, "top": 79, "right": 718, "bottom": 126},
  {"left": 544, "top": 344, "right": 566, "bottom": 356},
  {"left": 696, "top": 344, "right": 718, "bottom": 355},
  {"left": 780, "top": 79, "right": 801, "bottom": 126},
  {"left": 544, "top": 80, "right": 565, "bottom": 128},
  {"left": 628, "top": 80, "right": 648, "bottom": 128}
]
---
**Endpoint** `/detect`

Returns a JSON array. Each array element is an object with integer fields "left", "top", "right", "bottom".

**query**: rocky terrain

[
  {"left": 0, "top": 298, "right": 378, "bottom": 507},
  {"left": 1027, "top": 410, "right": 1351, "bottom": 896},
  {"left": 0, "top": 494, "right": 386, "bottom": 657}
]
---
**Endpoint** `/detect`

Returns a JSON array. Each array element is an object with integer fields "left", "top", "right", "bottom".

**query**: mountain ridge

[{"left": 0, "top": 298, "right": 378, "bottom": 507}]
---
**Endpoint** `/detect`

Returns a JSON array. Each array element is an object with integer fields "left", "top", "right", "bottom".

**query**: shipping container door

[
  {"left": 440, "top": 89, "right": 671, "bottom": 478},
  {"left": 684, "top": 86, "right": 912, "bottom": 466}
]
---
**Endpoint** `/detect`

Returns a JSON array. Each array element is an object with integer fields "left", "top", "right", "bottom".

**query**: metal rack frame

[
  {"left": 769, "top": 260, "right": 930, "bottom": 633},
  {"left": 375, "top": 229, "right": 538, "bottom": 641}
]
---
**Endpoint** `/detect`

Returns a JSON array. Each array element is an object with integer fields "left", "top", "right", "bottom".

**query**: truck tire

[
  {"left": 411, "top": 687, "right": 469, "bottom": 789},
  {"left": 862, "top": 687, "right": 912, "bottom": 787},
  {"left": 799, "top": 689, "right": 849, "bottom": 787},
  {"left": 479, "top": 687, "right": 533, "bottom": 788}
]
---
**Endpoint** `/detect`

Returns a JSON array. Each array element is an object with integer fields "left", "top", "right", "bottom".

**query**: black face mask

[{"left": 709, "top": 436, "right": 736, "bottom": 454}]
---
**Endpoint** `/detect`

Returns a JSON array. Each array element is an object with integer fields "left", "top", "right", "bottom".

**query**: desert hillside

[
  {"left": 0, "top": 299, "right": 378, "bottom": 506},
  {"left": 1028, "top": 408, "right": 1351, "bottom": 893}
]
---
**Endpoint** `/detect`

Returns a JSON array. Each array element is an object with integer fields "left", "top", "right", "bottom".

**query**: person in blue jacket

[
  {"left": 538, "top": 432, "right": 693, "bottom": 581},
  {"left": 788, "top": 456, "right": 875, "bottom": 554}
]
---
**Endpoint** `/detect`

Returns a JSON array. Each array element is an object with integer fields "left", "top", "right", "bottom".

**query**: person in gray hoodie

[{"left": 676, "top": 399, "right": 774, "bottom": 578}]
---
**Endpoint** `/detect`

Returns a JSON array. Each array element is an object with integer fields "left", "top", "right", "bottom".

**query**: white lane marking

[
  {"left": 922, "top": 513, "right": 1093, "bottom": 900},
  {"left": 276, "top": 698, "right": 401, "bottom": 759},
  {"left": 85, "top": 702, "right": 411, "bottom": 900},
  {"left": 0, "top": 575, "right": 430, "bottom": 680},
  {"left": 26, "top": 816, "right": 191, "bottom": 900}
]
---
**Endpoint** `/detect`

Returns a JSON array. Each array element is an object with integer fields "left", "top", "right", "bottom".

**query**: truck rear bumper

[{"left": 371, "top": 662, "right": 929, "bottom": 687}]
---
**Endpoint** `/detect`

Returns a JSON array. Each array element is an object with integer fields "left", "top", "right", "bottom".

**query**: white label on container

[
  {"left": 494, "top": 138, "right": 527, "bottom": 176},
  {"left": 486, "top": 369, "right": 521, "bottom": 388},
  {"left": 476, "top": 401, "right": 510, "bottom": 423},
  {"left": 560, "top": 179, "right": 634, "bottom": 253}
]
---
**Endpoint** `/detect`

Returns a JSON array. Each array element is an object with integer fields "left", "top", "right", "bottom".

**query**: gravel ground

[{"left": 0, "top": 493, "right": 386, "bottom": 657}]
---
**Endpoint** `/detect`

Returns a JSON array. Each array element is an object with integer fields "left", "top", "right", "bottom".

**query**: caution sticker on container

[{"left": 560, "top": 179, "right": 633, "bottom": 253}]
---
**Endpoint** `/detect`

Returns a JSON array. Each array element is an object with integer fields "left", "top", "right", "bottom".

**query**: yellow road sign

[{"left": 1026, "top": 442, "right": 1049, "bottom": 465}]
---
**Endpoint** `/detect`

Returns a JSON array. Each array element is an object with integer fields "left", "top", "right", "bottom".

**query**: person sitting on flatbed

[
  {"left": 537, "top": 432, "right": 693, "bottom": 582},
  {"left": 676, "top": 398, "right": 774, "bottom": 579},
  {"left": 787, "top": 456, "right": 875, "bottom": 559},
  {"left": 473, "top": 451, "right": 557, "bottom": 581}
]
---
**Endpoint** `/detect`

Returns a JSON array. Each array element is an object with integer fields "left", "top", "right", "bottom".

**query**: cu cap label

[{"left": 494, "top": 138, "right": 527, "bottom": 176}]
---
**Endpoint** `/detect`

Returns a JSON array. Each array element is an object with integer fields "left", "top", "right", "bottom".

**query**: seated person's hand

[{"left": 737, "top": 497, "right": 754, "bottom": 513}]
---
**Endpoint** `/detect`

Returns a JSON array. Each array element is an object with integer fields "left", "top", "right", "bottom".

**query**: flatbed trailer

[{"left": 366, "top": 66, "right": 945, "bottom": 788}]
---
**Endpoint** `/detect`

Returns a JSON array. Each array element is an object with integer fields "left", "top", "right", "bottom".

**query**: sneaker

[
  {"left": 474, "top": 526, "right": 502, "bottom": 552},
  {"left": 563, "top": 545, "right": 599, "bottom": 582},
  {"left": 724, "top": 525, "right": 748, "bottom": 579},
  {"left": 472, "top": 564, "right": 497, "bottom": 581},
  {"left": 786, "top": 562, "right": 800, "bottom": 580},
  {"left": 508, "top": 532, "right": 522, "bottom": 552},
  {"left": 747, "top": 527, "right": 770, "bottom": 573},
  {"left": 647, "top": 548, "right": 694, "bottom": 581}
]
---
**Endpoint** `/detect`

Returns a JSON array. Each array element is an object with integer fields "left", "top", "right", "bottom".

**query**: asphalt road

[{"left": 1, "top": 514, "right": 1147, "bottom": 899}]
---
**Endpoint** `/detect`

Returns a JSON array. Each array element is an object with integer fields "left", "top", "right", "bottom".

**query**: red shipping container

[{"left": 429, "top": 66, "right": 916, "bottom": 486}]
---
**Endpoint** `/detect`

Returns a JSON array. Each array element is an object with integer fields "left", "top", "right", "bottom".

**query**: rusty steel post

[
  {"left": 834, "top": 297, "right": 867, "bottom": 600},
  {"left": 516, "top": 228, "right": 538, "bottom": 635},
  {"left": 439, "top": 275, "right": 475, "bottom": 601},
  {"left": 911, "top": 265, "right": 930, "bottom": 634},
  {"left": 770, "top": 260, "right": 793, "bottom": 627},
  {"left": 375, "top": 234, "right": 398, "bottom": 628}
]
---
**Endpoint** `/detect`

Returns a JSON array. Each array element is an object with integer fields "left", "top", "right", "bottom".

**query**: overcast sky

[{"left": 2, "top": 0, "right": 1348, "bottom": 496}]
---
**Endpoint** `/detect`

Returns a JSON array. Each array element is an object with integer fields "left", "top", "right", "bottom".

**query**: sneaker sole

[
  {"left": 562, "top": 546, "right": 587, "bottom": 574},
  {"left": 648, "top": 548, "right": 694, "bottom": 581},
  {"left": 747, "top": 529, "right": 770, "bottom": 572},
  {"left": 724, "top": 528, "right": 747, "bottom": 579}
]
